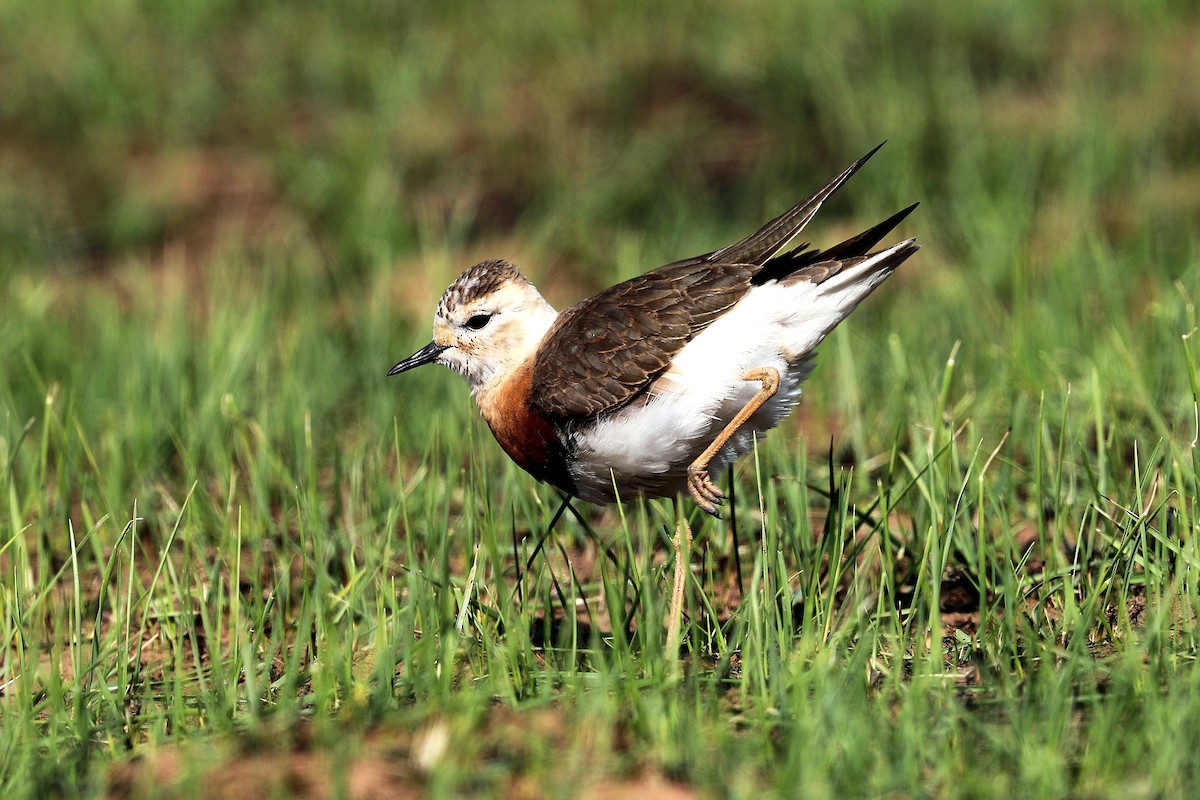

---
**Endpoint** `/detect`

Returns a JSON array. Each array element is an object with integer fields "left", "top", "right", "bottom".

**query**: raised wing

[{"left": 530, "top": 144, "right": 900, "bottom": 420}]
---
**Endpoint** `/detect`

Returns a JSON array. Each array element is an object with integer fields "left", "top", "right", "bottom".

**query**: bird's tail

[{"left": 774, "top": 237, "right": 920, "bottom": 361}]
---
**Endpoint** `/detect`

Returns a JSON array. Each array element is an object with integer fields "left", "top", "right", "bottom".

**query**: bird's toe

[{"left": 687, "top": 467, "right": 725, "bottom": 516}]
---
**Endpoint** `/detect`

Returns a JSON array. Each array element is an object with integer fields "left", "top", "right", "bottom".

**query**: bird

[
  {"left": 389, "top": 144, "right": 917, "bottom": 648},
  {"left": 389, "top": 145, "right": 916, "bottom": 514}
]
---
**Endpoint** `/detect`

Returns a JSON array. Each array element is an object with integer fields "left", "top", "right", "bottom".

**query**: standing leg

[
  {"left": 517, "top": 493, "right": 574, "bottom": 606},
  {"left": 665, "top": 504, "right": 693, "bottom": 656}
]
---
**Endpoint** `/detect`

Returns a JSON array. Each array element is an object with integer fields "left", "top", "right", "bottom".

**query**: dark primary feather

[
  {"left": 530, "top": 145, "right": 912, "bottom": 421},
  {"left": 703, "top": 141, "right": 885, "bottom": 267},
  {"left": 753, "top": 202, "right": 918, "bottom": 285}
]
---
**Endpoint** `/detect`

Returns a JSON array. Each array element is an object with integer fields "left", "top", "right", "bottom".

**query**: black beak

[{"left": 387, "top": 342, "right": 448, "bottom": 376}]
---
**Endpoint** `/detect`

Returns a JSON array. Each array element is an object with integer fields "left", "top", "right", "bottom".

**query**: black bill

[{"left": 387, "top": 342, "right": 448, "bottom": 376}]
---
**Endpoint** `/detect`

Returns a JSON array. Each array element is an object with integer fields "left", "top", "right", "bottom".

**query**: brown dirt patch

[{"left": 106, "top": 734, "right": 422, "bottom": 800}]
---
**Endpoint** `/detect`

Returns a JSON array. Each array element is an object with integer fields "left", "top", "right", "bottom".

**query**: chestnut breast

[{"left": 477, "top": 361, "right": 575, "bottom": 494}]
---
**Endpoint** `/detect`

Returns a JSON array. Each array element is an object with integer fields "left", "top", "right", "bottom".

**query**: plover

[
  {"left": 389, "top": 145, "right": 917, "bottom": 516},
  {"left": 389, "top": 145, "right": 917, "bottom": 647}
]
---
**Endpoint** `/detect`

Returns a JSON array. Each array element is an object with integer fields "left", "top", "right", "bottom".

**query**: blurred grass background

[
  {"left": 1, "top": 0, "right": 1199, "bottom": 797},
  {"left": 4, "top": 0, "right": 1197, "bottom": 458}
]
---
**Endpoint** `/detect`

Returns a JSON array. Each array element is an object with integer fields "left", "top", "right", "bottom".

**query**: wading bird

[{"left": 389, "top": 144, "right": 917, "bottom": 649}]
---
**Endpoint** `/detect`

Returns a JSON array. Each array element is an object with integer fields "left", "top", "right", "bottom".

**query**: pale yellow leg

[
  {"left": 686, "top": 366, "right": 781, "bottom": 516},
  {"left": 665, "top": 513, "right": 692, "bottom": 656}
]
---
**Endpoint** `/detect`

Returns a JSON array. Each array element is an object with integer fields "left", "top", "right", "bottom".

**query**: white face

[{"left": 431, "top": 280, "right": 558, "bottom": 391}]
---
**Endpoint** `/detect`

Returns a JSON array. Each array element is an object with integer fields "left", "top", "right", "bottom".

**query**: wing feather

[{"left": 530, "top": 145, "right": 903, "bottom": 420}]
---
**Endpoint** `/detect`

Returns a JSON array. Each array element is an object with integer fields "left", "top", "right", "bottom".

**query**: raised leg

[{"left": 687, "top": 366, "right": 781, "bottom": 516}]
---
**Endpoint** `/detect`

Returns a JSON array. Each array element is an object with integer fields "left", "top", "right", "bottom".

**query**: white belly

[{"left": 566, "top": 365, "right": 810, "bottom": 503}]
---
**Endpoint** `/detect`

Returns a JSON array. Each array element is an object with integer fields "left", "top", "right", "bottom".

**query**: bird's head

[{"left": 388, "top": 259, "right": 558, "bottom": 393}]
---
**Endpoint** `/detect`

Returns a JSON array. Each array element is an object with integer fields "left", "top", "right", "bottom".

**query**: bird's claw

[{"left": 687, "top": 466, "right": 725, "bottom": 517}]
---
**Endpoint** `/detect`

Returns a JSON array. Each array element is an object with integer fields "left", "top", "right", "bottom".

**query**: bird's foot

[{"left": 686, "top": 465, "right": 724, "bottom": 517}]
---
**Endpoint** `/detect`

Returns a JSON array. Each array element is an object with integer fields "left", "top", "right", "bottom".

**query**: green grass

[{"left": 2, "top": 0, "right": 1200, "bottom": 797}]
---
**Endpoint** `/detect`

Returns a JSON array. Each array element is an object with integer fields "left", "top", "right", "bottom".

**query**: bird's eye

[{"left": 465, "top": 313, "right": 493, "bottom": 331}]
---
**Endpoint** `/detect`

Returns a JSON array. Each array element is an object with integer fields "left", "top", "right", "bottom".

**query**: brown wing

[
  {"left": 530, "top": 144, "right": 892, "bottom": 420},
  {"left": 531, "top": 262, "right": 755, "bottom": 419}
]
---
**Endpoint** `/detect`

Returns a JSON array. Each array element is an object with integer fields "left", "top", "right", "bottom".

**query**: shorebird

[{"left": 389, "top": 144, "right": 917, "bottom": 647}]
